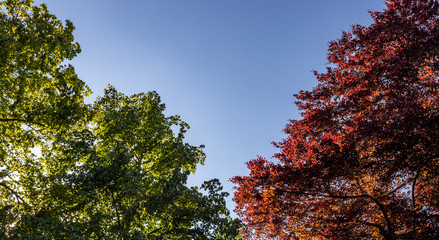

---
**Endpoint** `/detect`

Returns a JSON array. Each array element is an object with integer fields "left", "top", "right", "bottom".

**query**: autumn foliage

[{"left": 232, "top": 0, "right": 439, "bottom": 239}]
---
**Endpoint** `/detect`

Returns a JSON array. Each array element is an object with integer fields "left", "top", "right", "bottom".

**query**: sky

[{"left": 34, "top": 0, "right": 386, "bottom": 215}]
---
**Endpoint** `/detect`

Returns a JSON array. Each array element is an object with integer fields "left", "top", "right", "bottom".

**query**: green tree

[
  {"left": 0, "top": 0, "right": 240, "bottom": 239},
  {"left": 1, "top": 0, "right": 90, "bottom": 237}
]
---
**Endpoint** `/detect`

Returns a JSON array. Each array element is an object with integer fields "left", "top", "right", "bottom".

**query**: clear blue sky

[{"left": 35, "top": 0, "right": 386, "bottom": 214}]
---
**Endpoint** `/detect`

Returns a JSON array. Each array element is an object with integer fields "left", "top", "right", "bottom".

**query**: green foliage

[{"left": 0, "top": 0, "right": 240, "bottom": 239}]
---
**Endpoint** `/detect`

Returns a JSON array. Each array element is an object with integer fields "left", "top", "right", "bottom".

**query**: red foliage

[{"left": 232, "top": 0, "right": 439, "bottom": 239}]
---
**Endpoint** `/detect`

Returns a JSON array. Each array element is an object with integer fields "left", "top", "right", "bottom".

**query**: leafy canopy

[
  {"left": 0, "top": 0, "right": 241, "bottom": 239},
  {"left": 232, "top": 0, "right": 439, "bottom": 239}
]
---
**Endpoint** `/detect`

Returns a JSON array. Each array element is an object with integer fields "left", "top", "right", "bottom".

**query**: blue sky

[{"left": 35, "top": 0, "right": 386, "bottom": 214}]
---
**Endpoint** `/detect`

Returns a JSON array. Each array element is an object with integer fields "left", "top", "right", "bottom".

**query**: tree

[
  {"left": 15, "top": 86, "right": 240, "bottom": 239},
  {"left": 1, "top": 0, "right": 240, "bottom": 239},
  {"left": 232, "top": 0, "right": 439, "bottom": 239},
  {"left": 1, "top": 0, "right": 91, "bottom": 236}
]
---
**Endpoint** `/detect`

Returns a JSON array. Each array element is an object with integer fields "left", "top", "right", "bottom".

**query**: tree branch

[
  {"left": 411, "top": 171, "right": 420, "bottom": 238},
  {"left": 284, "top": 190, "right": 394, "bottom": 233},
  {"left": 418, "top": 82, "right": 439, "bottom": 87},
  {"left": 330, "top": 193, "right": 394, "bottom": 234},
  {"left": 385, "top": 180, "right": 409, "bottom": 196},
  {"left": 147, "top": 226, "right": 165, "bottom": 236},
  {"left": 412, "top": 172, "right": 419, "bottom": 209},
  {"left": 0, "top": 182, "right": 29, "bottom": 208},
  {"left": 357, "top": 219, "right": 386, "bottom": 234},
  {"left": 0, "top": 118, "right": 46, "bottom": 127}
]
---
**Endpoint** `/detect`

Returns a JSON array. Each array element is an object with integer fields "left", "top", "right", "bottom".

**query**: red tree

[{"left": 232, "top": 0, "right": 439, "bottom": 239}]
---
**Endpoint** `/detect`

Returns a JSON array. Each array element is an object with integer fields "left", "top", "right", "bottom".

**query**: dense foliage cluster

[
  {"left": 233, "top": 0, "right": 439, "bottom": 239},
  {"left": 0, "top": 0, "right": 240, "bottom": 239}
]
